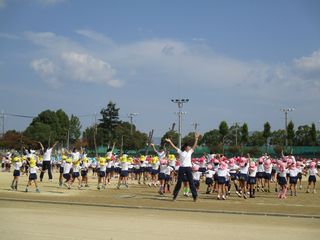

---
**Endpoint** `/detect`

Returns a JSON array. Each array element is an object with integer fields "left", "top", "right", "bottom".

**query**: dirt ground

[
  {"left": 0, "top": 171, "right": 319, "bottom": 216},
  {"left": 0, "top": 171, "right": 320, "bottom": 239},
  {"left": 0, "top": 201, "right": 319, "bottom": 240}
]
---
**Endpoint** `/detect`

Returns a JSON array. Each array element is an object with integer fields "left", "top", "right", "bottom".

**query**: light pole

[
  {"left": 171, "top": 98, "right": 189, "bottom": 149},
  {"left": 128, "top": 113, "right": 139, "bottom": 135},
  {"left": 232, "top": 122, "right": 241, "bottom": 146},
  {"left": 280, "top": 108, "right": 295, "bottom": 146}
]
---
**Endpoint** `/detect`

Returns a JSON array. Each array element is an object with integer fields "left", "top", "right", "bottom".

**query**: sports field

[{"left": 0, "top": 171, "right": 319, "bottom": 240}]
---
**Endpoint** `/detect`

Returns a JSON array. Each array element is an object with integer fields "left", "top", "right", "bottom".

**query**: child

[
  {"left": 238, "top": 157, "right": 249, "bottom": 199},
  {"left": 217, "top": 161, "right": 229, "bottom": 200},
  {"left": 256, "top": 158, "right": 265, "bottom": 192},
  {"left": 149, "top": 156, "right": 159, "bottom": 187},
  {"left": 296, "top": 161, "right": 304, "bottom": 190},
  {"left": 11, "top": 156, "right": 22, "bottom": 191},
  {"left": 277, "top": 162, "right": 288, "bottom": 199},
  {"left": 263, "top": 158, "right": 273, "bottom": 192},
  {"left": 306, "top": 162, "right": 319, "bottom": 193},
  {"left": 25, "top": 158, "right": 40, "bottom": 193},
  {"left": 70, "top": 159, "right": 81, "bottom": 189},
  {"left": 117, "top": 155, "right": 129, "bottom": 189},
  {"left": 288, "top": 163, "right": 299, "bottom": 196},
  {"left": 59, "top": 155, "right": 67, "bottom": 187},
  {"left": 63, "top": 158, "right": 72, "bottom": 189},
  {"left": 205, "top": 164, "right": 215, "bottom": 194},
  {"left": 192, "top": 165, "right": 202, "bottom": 192},
  {"left": 248, "top": 161, "right": 257, "bottom": 198},
  {"left": 81, "top": 157, "right": 89, "bottom": 187},
  {"left": 228, "top": 158, "right": 240, "bottom": 196},
  {"left": 158, "top": 159, "right": 168, "bottom": 195},
  {"left": 98, "top": 157, "right": 107, "bottom": 190},
  {"left": 164, "top": 163, "right": 174, "bottom": 193}
]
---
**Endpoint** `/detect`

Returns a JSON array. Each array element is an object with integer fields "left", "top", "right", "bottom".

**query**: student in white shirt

[
  {"left": 11, "top": 156, "right": 22, "bottom": 191},
  {"left": 217, "top": 161, "right": 229, "bottom": 200},
  {"left": 192, "top": 165, "right": 202, "bottom": 192},
  {"left": 288, "top": 163, "right": 299, "bottom": 196},
  {"left": 248, "top": 161, "right": 257, "bottom": 198},
  {"left": 205, "top": 164, "right": 215, "bottom": 194},
  {"left": 277, "top": 162, "right": 288, "bottom": 199},
  {"left": 38, "top": 141, "right": 58, "bottom": 182},
  {"left": 165, "top": 132, "right": 200, "bottom": 202},
  {"left": 306, "top": 161, "right": 320, "bottom": 193},
  {"left": 25, "top": 158, "right": 40, "bottom": 193}
]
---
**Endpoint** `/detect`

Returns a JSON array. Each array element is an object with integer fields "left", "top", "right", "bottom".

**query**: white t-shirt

[
  {"left": 205, "top": 170, "right": 215, "bottom": 178},
  {"left": 43, "top": 148, "right": 53, "bottom": 161},
  {"left": 239, "top": 165, "right": 249, "bottom": 174},
  {"left": 279, "top": 169, "right": 287, "bottom": 178},
  {"left": 164, "top": 166, "right": 174, "bottom": 175},
  {"left": 159, "top": 165, "right": 168, "bottom": 173},
  {"left": 192, "top": 171, "right": 202, "bottom": 181},
  {"left": 63, "top": 163, "right": 72, "bottom": 174},
  {"left": 177, "top": 149, "right": 194, "bottom": 167},
  {"left": 309, "top": 168, "right": 318, "bottom": 176},
  {"left": 289, "top": 168, "right": 299, "bottom": 177},
  {"left": 217, "top": 168, "right": 229, "bottom": 177},
  {"left": 71, "top": 152, "right": 80, "bottom": 161},
  {"left": 264, "top": 164, "right": 273, "bottom": 174},
  {"left": 121, "top": 162, "right": 129, "bottom": 171},
  {"left": 249, "top": 168, "right": 257, "bottom": 177},
  {"left": 257, "top": 164, "right": 264, "bottom": 173},
  {"left": 29, "top": 166, "right": 38, "bottom": 174},
  {"left": 155, "top": 150, "right": 166, "bottom": 160},
  {"left": 13, "top": 162, "right": 22, "bottom": 171}
]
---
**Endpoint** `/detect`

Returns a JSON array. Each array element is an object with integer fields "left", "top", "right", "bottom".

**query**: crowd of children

[{"left": 1, "top": 146, "right": 320, "bottom": 201}]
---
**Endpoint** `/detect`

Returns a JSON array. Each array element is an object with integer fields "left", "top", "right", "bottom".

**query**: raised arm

[
  {"left": 51, "top": 141, "right": 58, "bottom": 149},
  {"left": 165, "top": 138, "right": 179, "bottom": 152},
  {"left": 192, "top": 132, "right": 200, "bottom": 150},
  {"left": 37, "top": 141, "right": 44, "bottom": 151}
]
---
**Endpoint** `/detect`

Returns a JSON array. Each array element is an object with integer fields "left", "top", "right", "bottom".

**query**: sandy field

[{"left": 0, "top": 170, "right": 319, "bottom": 240}]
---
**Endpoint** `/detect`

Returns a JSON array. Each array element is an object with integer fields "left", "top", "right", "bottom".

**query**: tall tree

[
  {"left": 161, "top": 130, "right": 179, "bottom": 147},
  {"left": 99, "top": 101, "right": 121, "bottom": 145},
  {"left": 69, "top": 114, "right": 82, "bottom": 144},
  {"left": 241, "top": 123, "right": 249, "bottom": 146},
  {"left": 263, "top": 122, "right": 271, "bottom": 143},
  {"left": 310, "top": 123, "right": 317, "bottom": 146},
  {"left": 219, "top": 121, "right": 229, "bottom": 144},
  {"left": 287, "top": 121, "right": 295, "bottom": 146},
  {"left": 200, "top": 129, "right": 221, "bottom": 148}
]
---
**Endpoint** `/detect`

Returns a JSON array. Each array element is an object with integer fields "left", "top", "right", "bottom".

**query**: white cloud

[
  {"left": 76, "top": 29, "right": 114, "bottom": 45},
  {"left": 61, "top": 52, "right": 122, "bottom": 87},
  {"left": 26, "top": 31, "right": 320, "bottom": 96},
  {"left": 31, "top": 58, "right": 62, "bottom": 88},
  {"left": 294, "top": 50, "right": 320, "bottom": 72}
]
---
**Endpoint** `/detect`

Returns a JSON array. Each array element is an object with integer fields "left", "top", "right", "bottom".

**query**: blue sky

[{"left": 1, "top": 0, "right": 320, "bottom": 137}]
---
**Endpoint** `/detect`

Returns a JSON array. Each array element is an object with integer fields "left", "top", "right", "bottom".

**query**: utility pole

[
  {"left": 171, "top": 98, "right": 189, "bottom": 149},
  {"left": 128, "top": 113, "right": 139, "bottom": 135}
]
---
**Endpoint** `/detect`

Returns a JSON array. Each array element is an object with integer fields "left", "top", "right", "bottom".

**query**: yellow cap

[
  {"left": 66, "top": 158, "right": 72, "bottom": 163},
  {"left": 62, "top": 155, "right": 67, "bottom": 160}
]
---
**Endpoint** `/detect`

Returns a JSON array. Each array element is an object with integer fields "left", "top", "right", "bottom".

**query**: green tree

[
  {"left": 248, "top": 131, "right": 265, "bottom": 146},
  {"left": 161, "top": 130, "right": 179, "bottom": 147},
  {"left": 310, "top": 123, "right": 317, "bottom": 146},
  {"left": 69, "top": 114, "right": 82, "bottom": 144},
  {"left": 241, "top": 123, "right": 249, "bottom": 146},
  {"left": 287, "top": 121, "right": 295, "bottom": 146},
  {"left": 99, "top": 101, "right": 121, "bottom": 145},
  {"left": 24, "top": 121, "right": 53, "bottom": 145},
  {"left": 219, "top": 121, "right": 229, "bottom": 144},
  {"left": 270, "top": 130, "right": 286, "bottom": 146},
  {"left": 263, "top": 122, "right": 271, "bottom": 143},
  {"left": 182, "top": 132, "right": 201, "bottom": 147},
  {"left": 200, "top": 129, "right": 221, "bottom": 148}
]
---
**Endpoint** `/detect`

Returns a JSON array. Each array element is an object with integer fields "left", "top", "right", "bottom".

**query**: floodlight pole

[
  {"left": 171, "top": 99, "right": 189, "bottom": 149},
  {"left": 280, "top": 108, "right": 295, "bottom": 146}
]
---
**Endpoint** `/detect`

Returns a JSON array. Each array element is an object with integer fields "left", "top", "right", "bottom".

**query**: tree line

[{"left": 0, "top": 101, "right": 319, "bottom": 153}]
